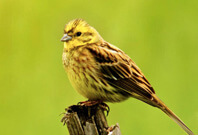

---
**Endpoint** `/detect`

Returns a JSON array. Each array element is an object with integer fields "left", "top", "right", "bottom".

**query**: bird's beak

[{"left": 61, "top": 34, "right": 72, "bottom": 42}]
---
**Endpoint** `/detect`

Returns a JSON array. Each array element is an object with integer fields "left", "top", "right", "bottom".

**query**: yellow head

[{"left": 61, "top": 19, "right": 103, "bottom": 51}]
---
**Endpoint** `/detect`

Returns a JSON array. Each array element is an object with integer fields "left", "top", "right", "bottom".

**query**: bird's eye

[{"left": 76, "top": 32, "right": 82, "bottom": 37}]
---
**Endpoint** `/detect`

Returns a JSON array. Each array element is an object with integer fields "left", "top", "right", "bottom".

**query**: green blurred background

[{"left": 0, "top": 0, "right": 197, "bottom": 135}]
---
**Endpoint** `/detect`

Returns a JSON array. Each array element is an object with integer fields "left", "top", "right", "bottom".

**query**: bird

[{"left": 61, "top": 18, "right": 194, "bottom": 135}]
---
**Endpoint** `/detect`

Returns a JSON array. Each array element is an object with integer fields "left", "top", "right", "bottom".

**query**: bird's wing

[
  {"left": 86, "top": 43, "right": 194, "bottom": 135},
  {"left": 86, "top": 43, "right": 156, "bottom": 104}
]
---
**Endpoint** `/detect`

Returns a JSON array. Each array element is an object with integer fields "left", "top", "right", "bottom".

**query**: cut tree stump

[{"left": 61, "top": 104, "right": 121, "bottom": 135}]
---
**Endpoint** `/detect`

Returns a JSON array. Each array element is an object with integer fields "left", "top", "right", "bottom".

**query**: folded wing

[{"left": 87, "top": 43, "right": 157, "bottom": 106}]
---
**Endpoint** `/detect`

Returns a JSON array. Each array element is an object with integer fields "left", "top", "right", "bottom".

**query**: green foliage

[{"left": 0, "top": 0, "right": 197, "bottom": 135}]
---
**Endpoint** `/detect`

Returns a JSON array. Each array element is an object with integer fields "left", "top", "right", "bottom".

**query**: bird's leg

[
  {"left": 78, "top": 100, "right": 101, "bottom": 106},
  {"left": 78, "top": 100, "right": 110, "bottom": 115}
]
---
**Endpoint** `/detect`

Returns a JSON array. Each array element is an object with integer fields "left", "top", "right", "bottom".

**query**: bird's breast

[{"left": 62, "top": 47, "right": 130, "bottom": 102}]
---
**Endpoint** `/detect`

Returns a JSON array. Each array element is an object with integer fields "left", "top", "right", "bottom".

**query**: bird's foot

[
  {"left": 99, "top": 102, "right": 110, "bottom": 116},
  {"left": 78, "top": 100, "right": 110, "bottom": 115}
]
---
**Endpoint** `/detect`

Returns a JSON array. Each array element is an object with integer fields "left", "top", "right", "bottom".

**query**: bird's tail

[{"left": 152, "top": 94, "right": 194, "bottom": 135}]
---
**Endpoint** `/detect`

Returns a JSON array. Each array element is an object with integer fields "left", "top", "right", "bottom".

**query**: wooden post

[{"left": 61, "top": 104, "right": 121, "bottom": 135}]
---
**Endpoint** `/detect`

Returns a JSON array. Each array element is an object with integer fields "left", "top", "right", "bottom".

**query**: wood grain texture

[{"left": 61, "top": 104, "right": 121, "bottom": 135}]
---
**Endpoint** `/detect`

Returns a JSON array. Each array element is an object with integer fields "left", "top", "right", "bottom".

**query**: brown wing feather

[{"left": 86, "top": 42, "right": 156, "bottom": 105}]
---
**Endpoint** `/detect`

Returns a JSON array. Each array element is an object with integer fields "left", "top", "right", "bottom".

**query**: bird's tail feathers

[{"left": 152, "top": 94, "right": 194, "bottom": 135}]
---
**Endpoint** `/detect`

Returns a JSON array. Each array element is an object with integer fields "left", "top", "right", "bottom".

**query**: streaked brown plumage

[{"left": 61, "top": 19, "right": 194, "bottom": 135}]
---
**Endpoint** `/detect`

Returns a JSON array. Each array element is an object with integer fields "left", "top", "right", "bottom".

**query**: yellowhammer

[{"left": 61, "top": 19, "right": 194, "bottom": 135}]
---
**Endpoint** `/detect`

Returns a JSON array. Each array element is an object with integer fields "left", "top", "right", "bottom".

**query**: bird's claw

[{"left": 99, "top": 102, "right": 110, "bottom": 116}]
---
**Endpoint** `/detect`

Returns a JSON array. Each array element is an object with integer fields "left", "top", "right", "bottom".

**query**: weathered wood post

[{"left": 61, "top": 104, "right": 121, "bottom": 135}]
